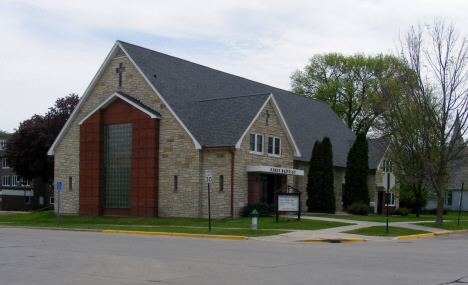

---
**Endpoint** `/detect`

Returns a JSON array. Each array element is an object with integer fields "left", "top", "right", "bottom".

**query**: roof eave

[{"left": 48, "top": 41, "right": 123, "bottom": 156}]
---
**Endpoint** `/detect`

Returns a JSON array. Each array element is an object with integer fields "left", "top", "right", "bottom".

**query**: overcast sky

[{"left": 1, "top": 0, "right": 467, "bottom": 132}]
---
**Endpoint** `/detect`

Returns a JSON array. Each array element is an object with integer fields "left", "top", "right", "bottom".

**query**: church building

[{"left": 48, "top": 41, "right": 392, "bottom": 218}]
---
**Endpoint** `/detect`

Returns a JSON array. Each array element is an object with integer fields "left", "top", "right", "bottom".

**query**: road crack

[{"left": 438, "top": 275, "right": 468, "bottom": 284}]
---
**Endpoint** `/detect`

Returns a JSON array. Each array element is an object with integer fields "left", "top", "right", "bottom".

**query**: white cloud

[{"left": 1, "top": 0, "right": 467, "bottom": 132}]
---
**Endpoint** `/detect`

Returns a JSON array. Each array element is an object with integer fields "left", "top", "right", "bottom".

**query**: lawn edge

[
  {"left": 103, "top": 229, "right": 249, "bottom": 240},
  {"left": 398, "top": 229, "right": 467, "bottom": 240}
]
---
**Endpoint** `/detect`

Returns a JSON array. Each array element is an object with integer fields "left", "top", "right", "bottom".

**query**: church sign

[
  {"left": 278, "top": 194, "right": 300, "bottom": 211},
  {"left": 246, "top": 165, "right": 304, "bottom": 176}
]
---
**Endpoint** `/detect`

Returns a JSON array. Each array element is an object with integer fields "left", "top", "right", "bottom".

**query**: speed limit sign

[{"left": 205, "top": 170, "right": 213, "bottom": 184}]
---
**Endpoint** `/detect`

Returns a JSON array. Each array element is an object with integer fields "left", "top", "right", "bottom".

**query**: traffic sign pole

[
  {"left": 205, "top": 170, "right": 212, "bottom": 231},
  {"left": 208, "top": 183, "right": 211, "bottom": 231}
]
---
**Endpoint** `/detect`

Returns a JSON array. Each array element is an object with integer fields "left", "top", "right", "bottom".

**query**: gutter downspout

[{"left": 201, "top": 146, "right": 235, "bottom": 220}]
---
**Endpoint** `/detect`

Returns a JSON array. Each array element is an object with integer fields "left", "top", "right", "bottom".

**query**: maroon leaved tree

[{"left": 5, "top": 93, "right": 79, "bottom": 184}]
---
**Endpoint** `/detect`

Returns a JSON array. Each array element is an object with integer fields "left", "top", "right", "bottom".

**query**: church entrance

[
  {"left": 248, "top": 172, "right": 286, "bottom": 205},
  {"left": 246, "top": 165, "right": 304, "bottom": 205},
  {"left": 259, "top": 174, "right": 275, "bottom": 204}
]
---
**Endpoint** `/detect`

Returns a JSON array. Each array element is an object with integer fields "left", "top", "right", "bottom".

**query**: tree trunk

[{"left": 435, "top": 193, "right": 444, "bottom": 225}]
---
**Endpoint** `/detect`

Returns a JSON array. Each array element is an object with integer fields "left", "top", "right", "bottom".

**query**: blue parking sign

[{"left": 57, "top": 182, "right": 62, "bottom": 191}]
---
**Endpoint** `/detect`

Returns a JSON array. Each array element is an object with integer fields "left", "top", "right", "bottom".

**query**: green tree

[
  {"left": 306, "top": 140, "right": 323, "bottom": 212},
  {"left": 321, "top": 136, "right": 336, "bottom": 214},
  {"left": 343, "top": 132, "right": 369, "bottom": 208},
  {"left": 6, "top": 94, "right": 79, "bottom": 183},
  {"left": 306, "top": 137, "right": 336, "bottom": 213},
  {"left": 290, "top": 53, "right": 401, "bottom": 135},
  {"left": 379, "top": 20, "right": 468, "bottom": 225}
]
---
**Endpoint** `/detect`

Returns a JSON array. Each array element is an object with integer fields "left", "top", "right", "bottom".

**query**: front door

[{"left": 259, "top": 174, "right": 275, "bottom": 204}]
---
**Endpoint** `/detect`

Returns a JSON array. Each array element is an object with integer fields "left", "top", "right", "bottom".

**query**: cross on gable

[
  {"left": 264, "top": 110, "right": 270, "bottom": 125},
  {"left": 116, "top": 63, "right": 126, "bottom": 87}
]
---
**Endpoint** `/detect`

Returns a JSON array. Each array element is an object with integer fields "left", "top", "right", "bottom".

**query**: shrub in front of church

[
  {"left": 343, "top": 132, "right": 369, "bottom": 208},
  {"left": 241, "top": 203, "right": 276, "bottom": 217},
  {"left": 306, "top": 140, "right": 323, "bottom": 212},
  {"left": 321, "top": 136, "right": 336, "bottom": 214},
  {"left": 306, "top": 137, "right": 335, "bottom": 214},
  {"left": 346, "top": 202, "right": 370, "bottom": 216}
]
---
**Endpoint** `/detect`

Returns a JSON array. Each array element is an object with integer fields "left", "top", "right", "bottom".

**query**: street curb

[
  {"left": 102, "top": 230, "right": 249, "bottom": 240},
  {"left": 398, "top": 229, "right": 467, "bottom": 240},
  {"left": 302, "top": 238, "right": 365, "bottom": 243}
]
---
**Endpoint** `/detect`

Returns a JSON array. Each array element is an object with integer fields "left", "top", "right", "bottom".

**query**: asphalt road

[{"left": 0, "top": 228, "right": 466, "bottom": 285}]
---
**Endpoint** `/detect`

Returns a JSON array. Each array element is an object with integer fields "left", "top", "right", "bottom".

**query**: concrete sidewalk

[{"left": 250, "top": 215, "right": 462, "bottom": 243}]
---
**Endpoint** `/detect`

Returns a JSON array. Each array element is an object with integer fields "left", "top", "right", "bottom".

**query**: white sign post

[{"left": 205, "top": 170, "right": 212, "bottom": 231}]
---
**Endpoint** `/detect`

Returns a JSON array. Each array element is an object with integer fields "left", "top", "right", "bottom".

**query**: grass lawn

[
  {"left": 414, "top": 219, "right": 468, "bottom": 231},
  {"left": 308, "top": 213, "right": 435, "bottom": 223},
  {"left": 309, "top": 211, "right": 468, "bottom": 224},
  {"left": 0, "top": 211, "right": 352, "bottom": 237},
  {"left": 343, "top": 226, "right": 430, "bottom": 237}
]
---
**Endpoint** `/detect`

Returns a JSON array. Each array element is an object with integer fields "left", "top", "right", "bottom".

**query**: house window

[
  {"left": 24, "top": 180, "right": 30, "bottom": 186},
  {"left": 219, "top": 175, "right": 224, "bottom": 192},
  {"left": 103, "top": 123, "right": 132, "bottom": 208},
  {"left": 39, "top": 196, "right": 44, "bottom": 205},
  {"left": 383, "top": 160, "right": 393, "bottom": 172},
  {"left": 11, "top": 175, "right": 18, "bottom": 186},
  {"left": 50, "top": 197, "right": 55, "bottom": 205},
  {"left": 445, "top": 191, "right": 452, "bottom": 206},
  {"left": 268, "top": 136, "right": 281, "bottom": 156},
  {"left": 385, "top": 192, "right": 395, "bottom": 206},
  {"left": 2, "top": 158, "right": 9, "bottom": 168},
  {"left": 0, "top": 140, "right": 5, "bottom": 150},
  {"left": 174, "top": 176, "right": 178, "bottom": 192},
  {"left": 25, "top": 196, "right": 30, "bottom": 204},
  {"left": 249, "top": 133, "right": 263, "bottom": 154},
  {"left": 2, "top": 176, "right": 10, "bottom": 186},
  {"left": 69, "top": 177, "right": 72, "bottom": 190}
]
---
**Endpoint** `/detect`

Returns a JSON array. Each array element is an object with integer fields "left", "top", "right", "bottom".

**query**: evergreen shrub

[
  {"left": 346, "top": 202, "right": 370, "bottom": 216},
  {"left": 241, "top": 203, "right": 276, "bottom": 217}
]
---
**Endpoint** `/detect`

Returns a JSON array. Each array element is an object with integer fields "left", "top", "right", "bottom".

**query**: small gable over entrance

[{"left": 79, "top": 92, "right": 161, "bottom": 217}]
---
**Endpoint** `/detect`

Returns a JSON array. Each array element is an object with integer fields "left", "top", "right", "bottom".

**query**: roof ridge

[
  {"left": 118, "top": 41, "right": 304, "bottom": 96},
  {"left": 197, "top": 93, "right": 271, "bottom": 102}
]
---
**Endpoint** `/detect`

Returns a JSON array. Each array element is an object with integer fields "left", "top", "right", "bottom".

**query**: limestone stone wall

[
  {"left": 232, "top": 100, "right": 295, "bottom": 217},
  {"left": 295, "top": 161, "right": 345, "bottom": 212},
  {"left": 368, "top": 170, "right": 378, "bottom": 213},
  {"left": 199, "top": 149, "right": 232, "bottom": 219},
  {"left": 54, "top": 53, "right": 202, "bottom": 217}
]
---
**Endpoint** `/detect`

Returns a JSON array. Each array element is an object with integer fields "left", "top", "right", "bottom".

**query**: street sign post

[
  {"left": 56, "top": 181, "right": 61, "bottom": 227},
  {"left": 205, "top": 170, "right": 212, "bottom": 231}
]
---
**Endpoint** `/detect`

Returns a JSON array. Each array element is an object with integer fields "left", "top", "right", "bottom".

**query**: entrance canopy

[{"left": 246, "top": 165, "right": 304, "bottom": 176}]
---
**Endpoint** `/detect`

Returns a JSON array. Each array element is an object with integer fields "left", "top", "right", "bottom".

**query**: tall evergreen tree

[
  {"left": 343, "top": 132, "right": 369, "bottom": 208},
  {"left": 306, "top": 140, "right": 323, "bottom": 212},
  {"left": 321, "top": 136, "right": 336, "bottom": 213}
]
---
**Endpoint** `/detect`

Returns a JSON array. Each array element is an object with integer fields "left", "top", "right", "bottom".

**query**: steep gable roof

[
  {"left": 118, "top": 41, "right": 356, "bottom": 166},
  {"left": 49, "top": 40, "right": 359, "bottom": 167}
]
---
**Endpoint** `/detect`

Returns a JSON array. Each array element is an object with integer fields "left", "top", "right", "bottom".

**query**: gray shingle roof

[
  {"left": 368, "top": 137, "right": 390, "bottom": 170},
  {"left": 195, "top": 94, "right": 271, "bottom": 146},
  {"left": 116, "top": 92, "right": 162, "bottom": 118},
  {"left": 118, "top": 41, "right": 362, "bottom": 167}
]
